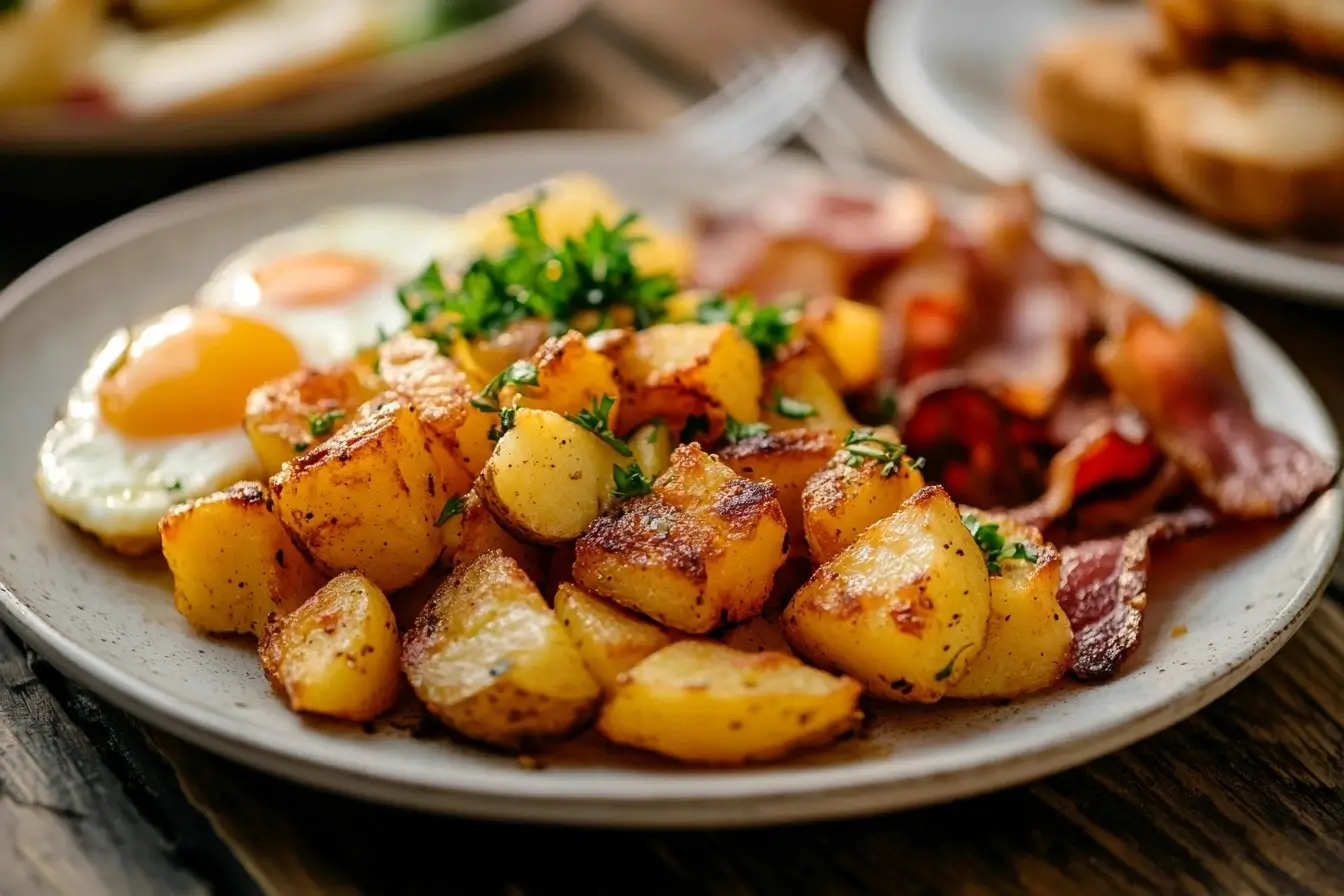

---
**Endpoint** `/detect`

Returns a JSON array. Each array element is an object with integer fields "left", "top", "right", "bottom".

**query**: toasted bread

[
  {"left": 1152, "top": 0, "right": 1344, "bottom": 71},
  {"left": 1141, "top": 62, "right": 1344, "bottom": 235}
]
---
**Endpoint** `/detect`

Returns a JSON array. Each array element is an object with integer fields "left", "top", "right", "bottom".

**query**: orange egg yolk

[
  {"left": 252, "top": 251, "right": 383, "bottom": 306},
  {"left": 98, "top": 308, "right": 302, "bottom": 439}
]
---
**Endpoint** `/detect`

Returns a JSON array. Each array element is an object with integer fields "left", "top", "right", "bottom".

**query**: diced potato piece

[
  {"left": 160, "top": 482, "right": 324, "bottom": 637},
  {"left": 244, "top": 364, "right": 378, "bottom": 476},
  {"left": 258, "top": 571, "right": 402, "bottom": 722},
  {"left": 761, "top": 344, "right": 857, "bottom": 433},
  {"left": 630, "top": 420, "right": 673, "bottom": 479},
  {"left": 449, "top": 403, "right": 498, "bottom": 478},
  {"left": 503, "top": 330, "right": 622, "bottom": 420},
  {"left": 721, "top": 615, "right": 794, "bottom": 655},
  {"left": 782, "top": 485, "right": 991, "bottom": 702},
  {"left": 572, "top": 444, "right": 788, "bottom": 634},
  {"left": 402, "top": 551, "right": 601, "bottom": 748},
  {"left": 718, "top": 428, "right": 840, "bottom": 552},
  {"left": 801, "top": 296, "right": 882, "bottom": 392},
  {"left": 476, "top": 408, "right": 625, "bottom": 545},
  {"left": 602, "top": 322, "right": 762, "bottom": 436},
  {"left": 801, "top": 429, "right": 927, "bottom": 564},
  {"left": 269, "top": 400, "right": 445, "bottom": 592},
  {"left": 598, "top": 641, "right": 862, "bottom": 764},
  {"left": 554, "top": 582, "right": 673, "bottom": 692},
  {"left": 946, "top": 520, "right": 1072, "bottom": 699},
  {"left": 375, "top": 333, "right": 478, "bottom": 488},
  {"left": 438, "top": 489, "right": 547, "bottom": 583}
]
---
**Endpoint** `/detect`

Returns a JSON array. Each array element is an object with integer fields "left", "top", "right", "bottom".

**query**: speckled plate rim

[{"left": 0, "top": 132, "right": 1339, "bottom": 828}]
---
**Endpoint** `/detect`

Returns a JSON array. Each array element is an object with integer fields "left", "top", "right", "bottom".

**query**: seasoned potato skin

[
  {"left": 439, "top": 489, "right": 548, "bottom": 583},
  {"left": 160, "top": 482, "right": 324, "bottom": 637},
  {"left": 782, "top": 484, "right": 991, "bottom": 702},
  {"left": 269, "top": 399, "right": 445, "bottom": 592},
  {"left": 946, "top": 518, "right": 1073, "bottom": 699},
  {"left": 402, "top": 551, "right": 601, "bottom": 749},
  {"left": 502, "top": 330, "right": 623, "bottom": 421},
  {"left": 475, "top": 408, "right": 624, "bottom": 545},
  {"left": 573, "top": 444, "right": 789, "bottom": 634},
  {"left": 598, "top": 641, "right": 863, "bottom": 764},
  {"left": 801, "top": 432, "right": 927, "bottom": 564},
  {"left": 259, "top": 571, "right": 402, "bottom": 722},
  {"left": 376, "top": 334, "right": 477, "bottom": 489},
  {"left": 554, "top": 582, "right": 673, "bottom": 692},
  {"left": 244, "top": 364, "right": 378, "bottom": 476},
  {"left": 718, "top": 428, "right": 840, "bottom": 552}
]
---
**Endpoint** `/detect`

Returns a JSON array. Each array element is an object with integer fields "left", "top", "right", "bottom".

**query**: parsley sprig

[
  {"left": 724, "top": 416, "right": 770, "bottom": 444},
  {"left": 565, "top": 395, "right": 631, "bottom": 457},
  {"left": 841, "top": 430, "right": 924, "bottom": 477},
  {"left": 471, "top": 361, "right": 539, "bottom": 441},
  {"left": 307, "top": 409, "right": 346, "bottom": 437},
  {"left": 962, "top": 513, "right": 1039, "bottom": 577},
  {"left": 612, "top": 462, "right": 653, "bottom": 499},
  {"left": 695, "top": 294, "right": 800, "bottom": 359},
  {"left": 771, "top": 388, "right": 816, "bottom": 420},
  {"left": 436, "top": 494, "right": 466, "bottom": 527}
]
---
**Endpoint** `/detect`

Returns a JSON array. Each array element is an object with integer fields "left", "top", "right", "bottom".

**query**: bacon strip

[{"left": 1097, "top": 296, "right": 1338, "bottom": 518}]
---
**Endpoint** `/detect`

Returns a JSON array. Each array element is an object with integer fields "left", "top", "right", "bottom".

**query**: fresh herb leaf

[
  {"left": 772, "top": 388, "right": 816, "bottom": 420},
  {"left": 293, "top": 441, "right": 310, "bottom": 452},
  {"left": 307, "top": 409, "right": 346, "bottom": 437},
  {"left": 695, "top": 294, "right": 800, "bottom": 359},
  {"left": 679, "top": 414, "right": 710, "bottom": 443},
  {"left": 645, "top": 419, "right": 664, "bottom": 444},
  {"left": 612, "top": 461, "right": 653, "bottom": 500},
  {"left": 166, "top": 480, "right": 183, "bottom": 492},
  {"left": 436, "top": 494, "right": 466, "bottom": 526},
  {"left": 934, "top": 643, "right": 974, "bottom": 681},
  {"left": 475, "top": 360, "right": 539, "bottom": 408},
  {"left": 566, "top": 394, "right": 631, "bottom": 457},
  {"left": 962, "top": 513, "right": 1039, "bottom": 576},
  {"left": 841, "top": 429, "right": 921, "bottom": 478},
  {"left": 724, "top": 416, "right": 770, "bottom": 444}
]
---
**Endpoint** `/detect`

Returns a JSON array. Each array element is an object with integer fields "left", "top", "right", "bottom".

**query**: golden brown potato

[
  {"left": 259, "top": 571, "right": 402, "bottom": 722},
  {"left": 718, "top": 428, "right": 840, "bottom": 552},
  {"left": 801, "top": 428, "right": 928, "bottom": 564},
  {"left": 946, "top": 518, "right": 1073, "bottom": 700},
  {"left": 572, "top": 444, "right": 789, "bottom": 634},
  {"left": 160, "top": 482, "right": 324, "bottom": 637},
  {"left": 782, "top": 485, "right": 991, "bottom": 702},
  {"left": 629, "top": 420, "right": 673, "bottom": 480},
  {"left": 244, "top": 364, "right": 378, "bottom": 477},
  {"left": 720, "top": 615, "right": 794, "bottom": 655},
  {"left": 600, "top": 322, "right": 762, "bottom": 436},
  {"left": 475, "top": 408, "right": 626, "bottom": 545},
  {"left": 375, "top": 333, "right": 477, "bottom": 488},
  {"left": 598, "top": 641, "right": 863, "bottom": 764},
  {"left": 269, "top": 399, "right": 445, "bottom": 592},
  {"left": 554, "top": 582, "right": 673, "bottom": 692},
  {"left": 761, "top": 344, "right": 858, "bottom": 433},
  {"left": 438, "top": 489, "right": 548, "bottom": 583},
  {"left": 800, "top": 296, "right": 883, "bottom": 392},
  {"left": 402, "top": 551, "right": 601, "bottom": 749},
  {"left": 502, "top": 330, "right": 623, "bottom": 421}
]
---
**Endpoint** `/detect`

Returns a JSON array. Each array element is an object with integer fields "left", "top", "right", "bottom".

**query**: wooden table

[{"left": 3, "top": 2, "right": 1343, "bottom": 893}]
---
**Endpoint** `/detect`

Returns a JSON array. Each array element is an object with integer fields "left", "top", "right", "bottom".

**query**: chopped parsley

[
  {"left": 471, "top": 360, "right": 538, "bottom": 441},
  {"left": 962, "top": 513, "right": 1039, "bottom": 577},
  {"left": 436, "top": 494, "right": 466, "bottom": 527},
  {"left": 566, "top": 395, "right": 630, "bottom": 457},
  {"left": 695, "top": 294, "right": 800, "bottom": 359},
  {"left": 771, "top": 389, "right": 817, "bottom": 420},
  {"left": 934, "top": 643, "right": 974, "bottom": 681},
  {"left": 307, "top": 409, "right": 346, "bottom": 437},
  {"left": 645, "top": 419, "right": 665, "bottom": 444},
  {"left": 612, "top": 461, "right": 654, "bottom": 500},
  {"left": 679, "top": 414, "right": 710, "bottom": 444},
  {"left": 841, "top": 430, "right": 923, "bottom": 477},
  {"left": 724, "top": 416, "right": 770, "bottom": 444}
]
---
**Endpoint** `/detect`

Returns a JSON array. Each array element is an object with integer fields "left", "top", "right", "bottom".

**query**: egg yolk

[
  {"left": 252, "top": 251, "right": 382, "bottom": 306},
  {"left": 98, "top": 307, "right": 302, "bottom": 439}
]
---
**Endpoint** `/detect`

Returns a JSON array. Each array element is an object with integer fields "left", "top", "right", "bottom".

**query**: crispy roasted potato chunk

[
  {"left": 801, "top": 429, "right": 927, "bottom": 563},
  {"left": 572, "top": 444, "right": 788, "bottom": 634},
  {"left": 598, "top": 641, "right": 863, "bottom": 764},
  {"left": 761, "top": 344, "right": 857, "bottom": 433},
  {"left": 720, "top": 615, "right": 794, "bottom": 655},
  {"left": 259, "top": 571, "right": 402, "bottom": 722},
  {"left": 502, "top": 330, "right": 622, "bottom": 420},
  {"left": 946, "top": 519, "right": 1073, "bottom": 699},
  {"left": 476, "top": 408, "right": 626, "bottom": 545},
  {"left": 439, "top": 489, "right": 548, "bottom": 583},
  {"left": 800, "top": 296, "right": 883, "bottom": 392},
  {"left": 782, "top": 485, "right": 991, "bottom": 702},
  {"left": 629, "top": 420, "right": 673, "bottom": 479},
  {"left": 402, "top": 551, "right": 601, "bottom": 749},
  {"left": 554, "top": 582, "right": 673, "bottom": 692},
  {"left": 375, "top": 333, "right": 477, "bottom": 488},
  {"left": 244, "top": 364, "right": 378, "bottom": 476},
  {"left": 601, "top": 322, "right": 762, "bottom": 436},
  {"left": 160, "top": 482, "right": 324, "bottom": 637},
  {"left": 718, "top": 429, "right": 840, "bottom": 552},
  {"left": 269, "top": 400, "right": 445, "bottom": 592}
]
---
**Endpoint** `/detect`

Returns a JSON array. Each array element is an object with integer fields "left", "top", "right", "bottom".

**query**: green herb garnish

[
  {"left": 292, "top": 441, "right": 310, "bottom": 453},
  {"left": 166, "top": 480, "right": 183, "bottom": 492},
  {"left": 612, "top": 461, "right": 654, "bottom": 500},
  {"left": 724, "top": 416, "right": 770, "bottom": 444},
  {"left": 841, "top": 430, "right": 923, "bottom": 478},
  {"left": 436, "top": 494, "right": 466, "bottom": 527},
  {"left": 772, "top": 389, "right": 817, "bottom": 420},
  {"left": 566, "top": 395, "right": 631, "bottom": 457},
  {"left": 695, "top": 294, "right": 800, "bottom": 359},
  {"left": 935, "top": 643, "right": 974, "bottom": 682},
  {"left": 962, "top": 513, "right": 1039, "bottom": 577},
  {"left": 307, "top": 409, "right": 346, "bottom": 437},
  {"left": 645, "top": 419, "right": 664, "bottom": 445},
  {"left": 471, "top": 360, "right": 539, "bottom": 412}
]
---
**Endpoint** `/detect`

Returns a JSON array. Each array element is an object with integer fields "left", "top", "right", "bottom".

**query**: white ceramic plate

[
  {"left": 867, "top": 0, "right": 1344, "bottom": 305},
  {"left": 0, "top": 134, "right": 1338, "bottom": 828},
  {"left": 0, "top": 0, "right": 594, "bottom": 154}
]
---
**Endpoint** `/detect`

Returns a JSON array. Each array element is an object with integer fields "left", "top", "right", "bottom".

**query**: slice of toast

[
  {"left": 1141, "top": 61, "right": 1344, "bottom": 235},
  {"left": 1151, "top": 0, "right": 1344, "bottom": 72}
]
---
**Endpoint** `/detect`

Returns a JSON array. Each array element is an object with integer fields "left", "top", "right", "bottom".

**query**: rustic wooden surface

[{"left": 2, "top": 1, "right": 1344, "bottom": 893}]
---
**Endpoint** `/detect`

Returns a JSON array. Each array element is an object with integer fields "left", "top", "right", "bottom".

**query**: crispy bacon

[{"left": 1097, "top": 297, "right": 1338, "bottom": 518}]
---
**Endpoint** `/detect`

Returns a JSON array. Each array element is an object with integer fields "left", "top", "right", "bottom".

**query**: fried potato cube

[
  {"left": 375, "top": 333, "right": 478, "bottom": 487},
  {"left": 572, "top": 444, "right": 788, "bottom": 634},
  {"left": 782, "top": 485, "right": 991, "bottom": 702},
  {"left": 761, "top": 344, "right": 858, "bottom": 433},
  {"left": 502, "top": 330, "right": 622, "bottom": 420},
  {"left": 160, "top": 482, "right": 324, "bottom": 637},
  {"left": 801, "top": 430, "right": 928, "bottom": 564},
  {"left": 718, "top": 428, "right": 840, "bottom": 552},
  {"left": 438, "top": 489, "right": 547, "bottom": 583},
  {"left": 258, "top": 571, "right": 402, "bottom": 722},
  {"left": 630, "top": 420, "right": 673, "bottom": 479},
  {"left": 554, "top": 582, "right": 673, "bottom": 692},
  {"left": 244, "top": 364, "right": 379, "bottom": 477},
  {"left": 598, "top": 641, "right": 863, "bottom": 764},
  {"left": 720, "top": 615, "right": 794, "bottom": 655},
  {"left": 801, "top": 296, "right": 883, "bottom": 392},
  {"left": 269, "top": 400, "right": 445, "bottom": 592},
  {"left": 946, "top": 519, "right": 1073, "bottom": 700},
  {"left": 476, "top": 408, "right": 626, "bottom": 545},
  {"left": 402, "top": 551, "right": 601, "bottom": 748},
  {"left": 603, "top": 322, "right": 762, "bottom": 435}
]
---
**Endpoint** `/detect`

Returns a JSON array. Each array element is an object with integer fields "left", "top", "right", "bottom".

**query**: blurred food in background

[
  {"left": 0, "top": 0, "right": 500, "bottom": 118},
  {"left": 1030, "top": 0, "right": 1344, "bottom": 239}
]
